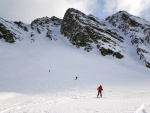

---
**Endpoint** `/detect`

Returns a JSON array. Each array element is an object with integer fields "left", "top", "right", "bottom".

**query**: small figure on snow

[
  {"left": 49, "top": 70, "right": 50, "bottom": 72},
  {"left": 75, "top": 76, "right": 78, "bottom": 80},
  {"left": 97, "top": 85, "right": 103, "bottom": 98}
]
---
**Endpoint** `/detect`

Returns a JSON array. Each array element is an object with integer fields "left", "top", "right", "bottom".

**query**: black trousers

[{"left": 97, "top": 91, "right": 102, "bottom": 98}]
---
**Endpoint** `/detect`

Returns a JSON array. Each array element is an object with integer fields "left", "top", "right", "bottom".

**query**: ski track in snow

[
  {"left": 0, "top": 38, "right": 150, "bottom": 113},
  {"left": 0, "top": 89, "right": 150, "bottom": 113}
]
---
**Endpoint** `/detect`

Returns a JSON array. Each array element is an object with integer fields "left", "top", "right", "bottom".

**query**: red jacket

[{"left": 97, "top": 86, "right": 103, "bottom": 91}]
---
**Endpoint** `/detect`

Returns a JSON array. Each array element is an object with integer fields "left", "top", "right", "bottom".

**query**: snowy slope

[
  {"left": 1, "top": 24, "right": 150, "bottom": 113},
  {"left": 0, "top": 8, "right": 150, "bottom": 113}
]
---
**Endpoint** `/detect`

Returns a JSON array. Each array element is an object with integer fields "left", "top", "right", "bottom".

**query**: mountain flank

[{"left": 0, "top": 8, "right": 150, "bottom": 68}]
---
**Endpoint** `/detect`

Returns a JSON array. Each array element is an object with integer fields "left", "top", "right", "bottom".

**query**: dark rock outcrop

[
  {"left": 14, "top": 21, "right": 29, "bottom": 32},
  {"left": 61, "top": 8, "right": 125, "bottom": 57},
  {"left": 31, "top": 16, "right": 62, "bottom": 31},
  {"left": 0, "top": 21, "right": 15, "bottom": 43}
]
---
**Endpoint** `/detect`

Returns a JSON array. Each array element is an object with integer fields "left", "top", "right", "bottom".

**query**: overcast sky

[{"left": 0, "top": 0, "right": 150, "bottom": 23}]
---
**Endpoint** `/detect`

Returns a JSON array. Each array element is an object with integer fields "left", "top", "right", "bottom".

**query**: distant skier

[
  {"left": 75, "top": 76, "right": 78, "bottom": 80},
  {"left": 97, "top": 85, "right": 103, "bottom": 98},
  {"left": 49, "top": 70, "right": 50, "bottom": 72}
]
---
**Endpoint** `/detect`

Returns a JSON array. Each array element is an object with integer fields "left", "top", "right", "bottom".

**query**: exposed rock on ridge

[
  {"left": 0, "top": 18, "right": 16, "bottom": 43},
  {"left": 106, "top": 11, "right": 150, "bottom": 68},
  {"left": 61, "top": 8, "right": 125, "bottom": 59},
  {"left": 0, "top": 16, "right": 62, "bottom": 43}
]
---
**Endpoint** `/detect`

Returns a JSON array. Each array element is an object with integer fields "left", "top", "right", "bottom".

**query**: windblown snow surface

[{"left": 0, "top": 25, "right": 150, "bottom": 113}]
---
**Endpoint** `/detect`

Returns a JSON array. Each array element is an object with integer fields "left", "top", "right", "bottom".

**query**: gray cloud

[
  {"left": 0, "top": 0, "right": 97, "bottom": 23},
  {"left": 103, "top": 0, "right": 150, "bottom": 20},
  {"left": 1, "top": 0, "right": 150, "bottom": 23}
]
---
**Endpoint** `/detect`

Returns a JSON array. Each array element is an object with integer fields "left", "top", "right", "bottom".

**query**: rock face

[
  {"left": 0, "top": 18, "right": 16, "bottom": 43},
  {"left": 106, "top": 11, "right": 150, "bottom": 68},
  {"left": 14, "top": 21, "right": 29, "bottom": 32},
  {"left": 61, "top": 8, "right": 125, "bottom": 59}
]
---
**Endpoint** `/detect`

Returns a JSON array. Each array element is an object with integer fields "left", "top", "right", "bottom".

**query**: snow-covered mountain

[
  {"left": 1, "top": 8, "right": 150, "bottom": 113},
  {"left": 0, "top": 8, "right": 150, "bottom": 68},
  {"left": 106, "top": 11, "right": 150, "bottom": 68},
  {"left": 0, "top": 16, "right": 61, "bottom": 43}
]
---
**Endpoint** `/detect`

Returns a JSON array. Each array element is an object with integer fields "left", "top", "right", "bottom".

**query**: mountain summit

[
  {"left": 0, "top": 8, "right": 150, "bottom": 68},
  {"left": 61, "top": 8, "right": 124, "bottom": 59},
  {"left": 106, "top": 10, "right": 150, "bottom": 68}
]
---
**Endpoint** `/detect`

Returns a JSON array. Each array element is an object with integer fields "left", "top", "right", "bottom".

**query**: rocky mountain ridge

[
  {"left": 106, "top": 11, "right": 150, "bottom": 68},
  {"left": 0, "top": 8, "right": 150, "bottom": 68},
  {"left": 61, "top": 8, "right": 125, "bottom": 59},
  {"left": 0, "top": 16, "right": 61, "bottom": 43}
]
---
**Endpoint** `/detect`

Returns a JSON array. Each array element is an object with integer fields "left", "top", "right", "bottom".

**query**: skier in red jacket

[{"left": 97, "top": 85, "right": 103, "bottom": 98}]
